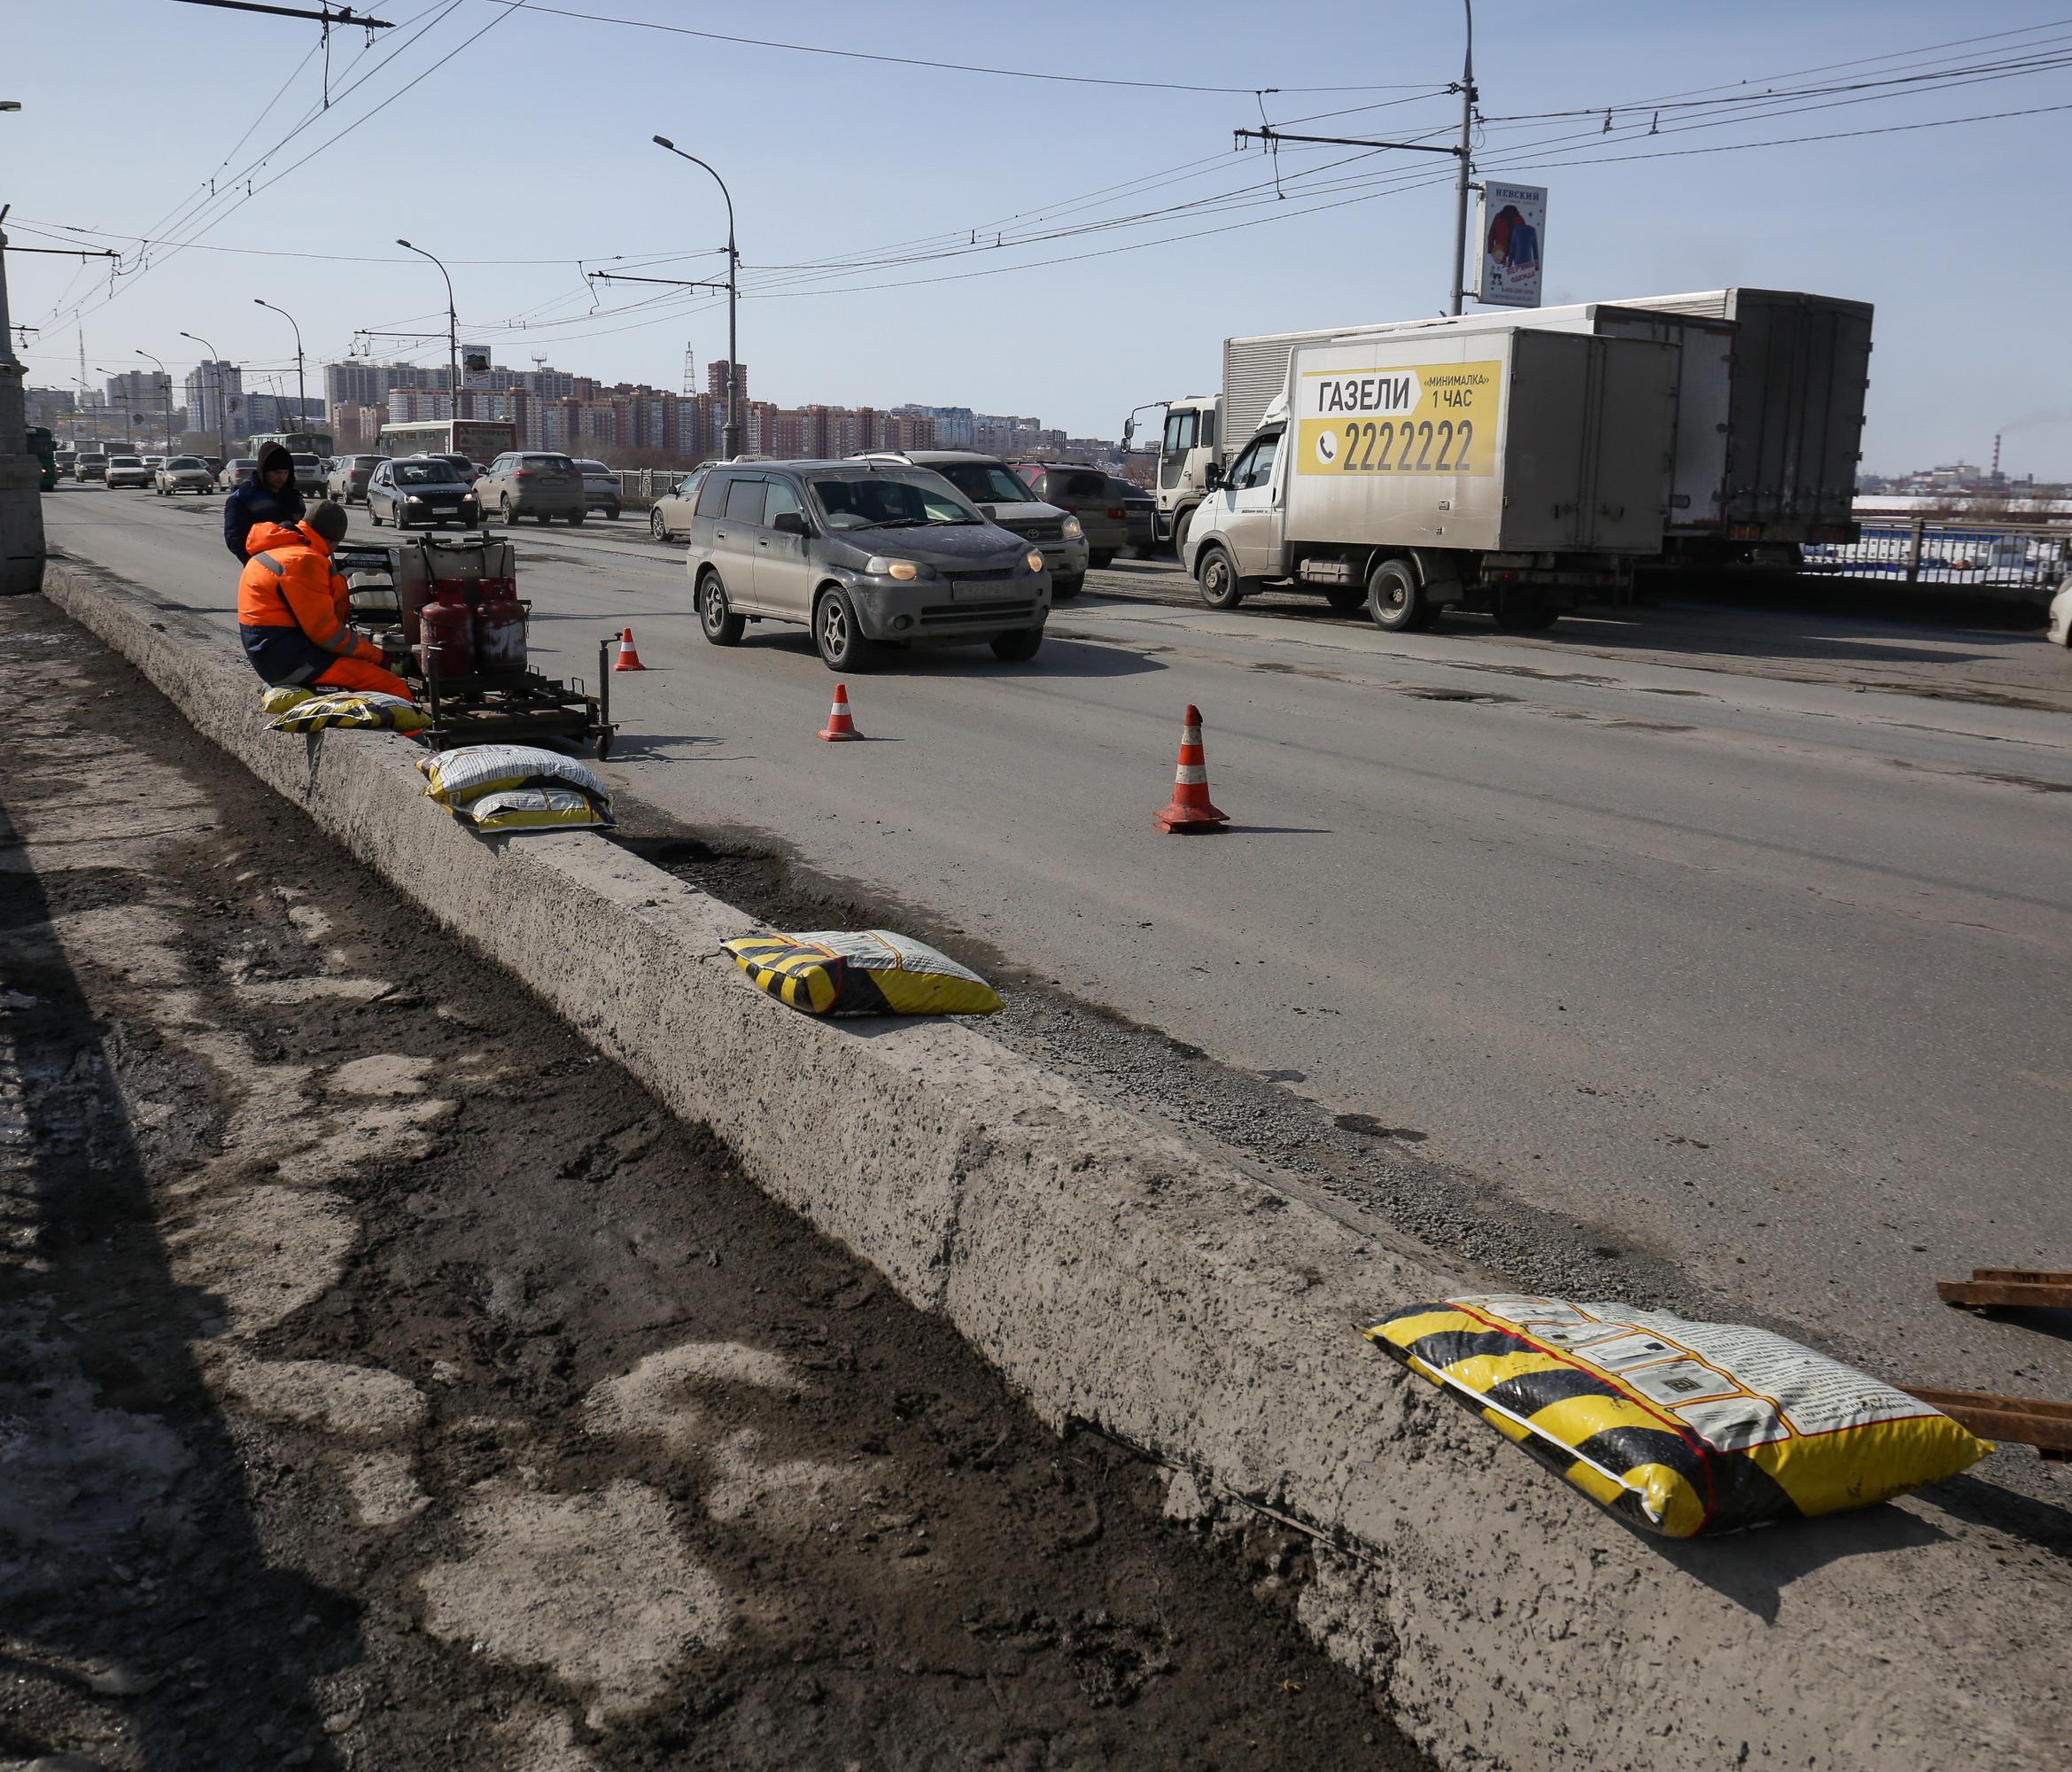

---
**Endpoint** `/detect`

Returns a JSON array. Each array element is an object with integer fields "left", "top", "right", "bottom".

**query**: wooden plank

[
  {"left": 1936, "top": 1277, "right": 2072, "bottom": 1310},
  {"left": 1965, "top": 1268, "right": 2072, "bottom": 1286},
  {"left": 1904, "top": 1387, "right": 2072, "bottom": 1459}
]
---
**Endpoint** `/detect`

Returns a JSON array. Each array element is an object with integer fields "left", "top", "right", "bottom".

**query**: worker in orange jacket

[{"left": 237, "top": 501, "right": 414, "bottom": 699}]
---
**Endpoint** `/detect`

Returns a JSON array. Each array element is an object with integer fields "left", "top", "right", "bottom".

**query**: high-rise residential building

[
  {"left": 182, "top": 361, "right": 242, "bottom": 441},
  {"left": 707, "top": 359, "right": 746, "bottom": 407},
  {"left": 323, "top": 358, "right": 446, "bottom": 417},
  {"left": 892, "top": 404, "right": 974, "bottom": 447}
]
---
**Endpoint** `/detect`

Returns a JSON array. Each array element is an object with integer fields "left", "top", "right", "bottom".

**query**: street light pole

[
  {"left": 394, "top": 239, "right": 460, "bottom": 421},
  {"left": 252, "top": 297, "right": 306, "bottom": 434},
  {"left": 180, "top": 329, "right": 227, "bottom": 463},
  {"left": 134, "top": 349, "right": 170, "bottom": 454},
  {"left": 652, "top": 135, "right": 739, "bottom": 459},
  {"left": 1448, "top": 0, "right": 1477, "bottom": 315}
]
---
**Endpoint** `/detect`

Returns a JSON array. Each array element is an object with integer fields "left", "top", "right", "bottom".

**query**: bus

[
  {"left": 376, "top": 419, "right": 515, "bottom": 468},
  {"left": 246, "top": 429, "right": 338, "bottom": 462}
]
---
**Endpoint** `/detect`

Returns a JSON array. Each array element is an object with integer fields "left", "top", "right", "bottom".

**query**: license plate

[{"left": 952, "top": 580, "right": 1007, "bottom": 601}]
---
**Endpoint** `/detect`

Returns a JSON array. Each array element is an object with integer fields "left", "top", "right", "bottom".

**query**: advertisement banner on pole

[{"left": 1477, "top": 182, "right": 1547, "bottom": 308}]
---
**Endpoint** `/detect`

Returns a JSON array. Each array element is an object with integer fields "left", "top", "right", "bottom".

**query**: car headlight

[
  {"left": 406, "top": 494, "right": 423, "bottom": 503},
  {"left": 1026, "top": 550, "right": 1045, "bottom": 574},
  {"left": 1060, "top": 515, "right": 1084, "bottom": 541},
  {"left": 865, "top": 556, "right": 927, "bottom": 581}
]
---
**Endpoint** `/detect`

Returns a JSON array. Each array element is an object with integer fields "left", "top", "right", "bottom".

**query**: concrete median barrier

[{"left": 41, "top": 555, "right": 2072, "bottom": 1772}]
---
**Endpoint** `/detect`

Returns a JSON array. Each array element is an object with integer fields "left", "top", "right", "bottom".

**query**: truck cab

[{"left": 1153, "top": 395, "right": 1219, "bottom": 551}]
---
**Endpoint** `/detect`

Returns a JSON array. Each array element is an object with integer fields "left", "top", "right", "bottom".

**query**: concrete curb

[{"left": 43, "top": 557, "right": 2072, "bottom": 1770}]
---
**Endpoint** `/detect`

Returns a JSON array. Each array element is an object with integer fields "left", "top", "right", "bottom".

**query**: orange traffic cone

[
  {"left": 819, "top": 683, "right": 864, "bottom": 742},
  {"left": 1153, "top": 703, "right": 1227, "bottom": 832},
  {"left": 613, "top": 626, "right": 648, "bottom": 672}
]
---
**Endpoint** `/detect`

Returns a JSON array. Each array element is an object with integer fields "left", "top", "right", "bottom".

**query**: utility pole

[
  {"left": 1232, "top": 0, "right": 1478, "bottom": 315},
  {"left": 0, "top": 196, "right": 46, "bottom": 596},
  {"left": 652, "top": 136, "right": 739, "bottom": 459}
]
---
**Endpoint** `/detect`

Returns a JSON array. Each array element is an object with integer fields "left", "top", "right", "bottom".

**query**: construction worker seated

[
  {"left": 237, "top": 501, "right": 414, "bottom": 701},
  {"left": 225, "top": 442, "right": 307, "bottom": 562}
]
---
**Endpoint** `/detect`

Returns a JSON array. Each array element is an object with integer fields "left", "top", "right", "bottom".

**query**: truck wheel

[
  {"left": 1172, "top": 507, "right": 1196, "bottom": 556},
  {"left": 1324, "top": 583, "right": 1365, "bottom": 612},
  {"left": 1367, "top": 559, "right": 1427, "bottom": 633},
  {"left": 1195, "top": 545, "right": 1250, "bottom": 611},
  {"left": 990, "top": 627, "right": 1043, "bottom": 662}
]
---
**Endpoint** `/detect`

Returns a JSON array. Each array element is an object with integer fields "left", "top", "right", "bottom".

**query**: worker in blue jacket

[{"left": 223, "top": 443, "right": 307, "bottom": 562}]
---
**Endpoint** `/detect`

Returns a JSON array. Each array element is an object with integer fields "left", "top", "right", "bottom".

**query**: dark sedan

[{"left": 366, "top": 456, "right": 482, "bottom": 530}]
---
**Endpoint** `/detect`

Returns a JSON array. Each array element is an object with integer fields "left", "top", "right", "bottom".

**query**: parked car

[
  {"left": 154, "top": 455, "right": 216, "bottom": 495},
  {"left": 687, "top": 459, "right": 1049, "bottom": 670},
  {"left": 217, "top": 458, "right": 257, "bottom": 491},
  {"left": 325, "top": 454, "right": 386, "bottom": 503},
  {"left": 366, "top": 456, "right": 483, "bottom": 530},
  {"left": 75, "top": 452, "right": 110, "bottom": 483},
  {"left": 1013, "top": 463, "right": 1128, "bottom": 566},
  {"left": 573, "top": 459, "right": 623, "bottom": 519},
  {"left": 1107, "top": 475, "right": 1157, "bottom": 556},
  {"left": 104, "top": 455, "right": 151, "bottom": 489},
  {"left": 648, "top": 465, "right": 711, "bottom": 540},
  {"left": 850, "top": 450, "right": 1088, "bottom": 597},
  {"left": 477, "top": 451, "right": 586, "bottom": 525}
]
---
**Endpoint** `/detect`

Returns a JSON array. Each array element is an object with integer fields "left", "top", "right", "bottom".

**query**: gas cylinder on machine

[
  {"left": 418, "top": 585, "right": 476, "bottom": 680},
  {"left": 472, "top": 575, "right": 527, "bottom": 675}
]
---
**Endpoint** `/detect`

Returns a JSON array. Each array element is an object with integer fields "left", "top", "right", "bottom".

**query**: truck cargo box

[
  {"left": 1284, "top": 328, "right": 1676, "bottom": 556},
  {"left": 1616, "top": 288, "right": 1872, "bottom": 542}
]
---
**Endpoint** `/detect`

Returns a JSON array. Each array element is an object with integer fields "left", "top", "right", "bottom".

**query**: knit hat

[
  {"left": 306, "top": 501, "right": 348, "bottom": 544},
  {"left": 258, "top": 443, "right": 294, "bottom": 474}
]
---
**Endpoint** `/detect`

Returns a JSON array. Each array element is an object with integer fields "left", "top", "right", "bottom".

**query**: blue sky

[{"left": 7, "top": 1, "right": 2070, "bottom": 475}]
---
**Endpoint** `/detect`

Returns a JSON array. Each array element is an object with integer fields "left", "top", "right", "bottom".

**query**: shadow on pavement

[{"left": 0, "top": 793, "right": 353, "bottom": 1768}]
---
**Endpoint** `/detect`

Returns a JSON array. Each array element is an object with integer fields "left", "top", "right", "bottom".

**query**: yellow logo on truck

[{"left": 1296, "top": 360, "right": 1499, "bottom": 477}]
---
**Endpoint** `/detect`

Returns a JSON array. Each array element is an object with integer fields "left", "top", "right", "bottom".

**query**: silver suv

[
  {"left": 851, "top": 450, "right": 1089, "bottom": 597},
  {"left": 477, "top": 451, "right": 586, "bottom": 525},
  {"left": 687, "top": 459, "right": 1050, "bottom": 671}
]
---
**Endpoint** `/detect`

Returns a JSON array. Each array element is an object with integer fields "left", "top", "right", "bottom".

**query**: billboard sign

[{"left": 1477, "top": 182, "right": 1546, "bottom": 308}]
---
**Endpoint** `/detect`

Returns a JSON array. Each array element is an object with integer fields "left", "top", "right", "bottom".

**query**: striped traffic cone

[
  {"left": 819, "top": 683, "right": 864, "bottom": 742},
  {"left": 1153, "top": 703, "right": 1227, "bottom": 832},
  {"left": 613, "top": 627, "right": 648, "bottom": 672}
]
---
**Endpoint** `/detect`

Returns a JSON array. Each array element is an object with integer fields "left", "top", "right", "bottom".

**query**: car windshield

[
  {"left": 394, "top": 460, "right": 460, "bottom": 486},
  {"left": 810, "top": 473, "right": 980, "bottom": 530},
  {"left": 170, "top": 458, "right": 204, "bottom": 469},
  {"left": 933, "top": 462, "right": 1033, "bottom": 506}
]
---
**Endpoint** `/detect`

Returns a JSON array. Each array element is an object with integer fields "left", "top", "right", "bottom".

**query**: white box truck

[{"left": 1181, "top": 325, "right": 1678, "bottom": 630}]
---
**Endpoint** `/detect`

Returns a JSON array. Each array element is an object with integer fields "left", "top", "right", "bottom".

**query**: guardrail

[
  {"left": 1804, "top": 518, "right": 2069, "bottom": 592},
  {"left": 609, "top": 469, "right": 692, "bottom": 511}
]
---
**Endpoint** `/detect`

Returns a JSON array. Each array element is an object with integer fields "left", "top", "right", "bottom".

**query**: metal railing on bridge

[{"left": 1804, "top": 517, "right": 2069, "bottom": 593}]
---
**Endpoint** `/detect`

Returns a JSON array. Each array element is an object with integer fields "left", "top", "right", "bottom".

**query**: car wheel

[
  {"left": 500, "top": 497, "right": 515, "bottom": 525},
  {"left": 369, "top": 504, "right": 384, "bottom": 526},
  {"left": 1089, "top": 549, "right": 1116, "bottom": 569},
  {"left": 649, "top": 509, "right": 671, "bottom": 541},
  {"left": 568, "top": 510, "right": 586, "bottom": 526},
  {"left": 990, "top": 627, "right": 1044, "bottom": 663},
  {"left": 814, "top": 587, "right": 878, "bottom": 672},
  {"left": 1324, "top": 583, "right": 1365, "bottom": 612},
  {"left": 1367, "top": 557, "right": 1427, "bottom": 633},
  {"left": 1195, "top": 545, "right": 1251, "bottom": 611},
  {"left": 1051, "top": 574, "right": 1083, "bottom": 601},
  {"left": 698, "top": 571, "right": 746, "bottom": 646},
  {"left": 603, "top": 505, "right": 620, "bottom": 521},
  {"left": 535, "top": 512, "right": 552, "bottom": 526}
]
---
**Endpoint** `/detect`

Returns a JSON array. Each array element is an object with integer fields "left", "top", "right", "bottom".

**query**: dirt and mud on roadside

[{"left": 0, "top": 592, "right": 1429, "bottom": 1769}]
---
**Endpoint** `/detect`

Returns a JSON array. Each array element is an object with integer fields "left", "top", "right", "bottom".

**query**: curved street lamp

[
  {"left": 252, "top": 298, "right": 307, "bottom": 436},
  {"left": 395, "top": 238, "right": 460, "bottom": 415},
  {"left": 652, "top": 135, "right": 740, "bottom": 459},
  {"left": 180, "top": 329, "right": 227, "bottom": 463},
  {"left": 134, "top": 348, "right": 171, "bottom": 455}
]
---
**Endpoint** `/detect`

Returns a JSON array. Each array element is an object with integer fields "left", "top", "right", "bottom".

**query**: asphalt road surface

[{"left": 44, "top": 487, "right": 2072, "bottom": 1403}]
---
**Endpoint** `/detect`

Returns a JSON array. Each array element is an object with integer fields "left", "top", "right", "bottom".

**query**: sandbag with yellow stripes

[
  {"left": 1365, "top": 1295, "right": 1990, "bottom": 1536},
  {"left": 719, "top": 929, "right": 1003, "bottom": 1017}
]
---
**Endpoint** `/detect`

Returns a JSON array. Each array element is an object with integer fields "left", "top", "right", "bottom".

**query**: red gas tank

[
  {"left": 418, "top": 586, "right": 476, "bottom": 680},
  {"left": 472, "top": 575, "right": 527, "bottom": 675}
]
